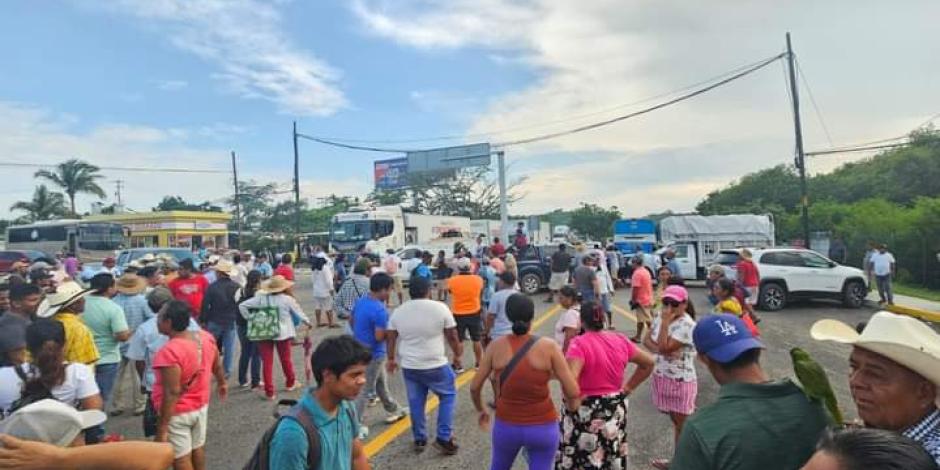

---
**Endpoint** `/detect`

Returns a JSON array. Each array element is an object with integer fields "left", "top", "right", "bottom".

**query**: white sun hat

[
  {"left": 0, "top": 399, "right": 106, "bottom": 447},
  {"left": 35, "top": 281, "right": 92, "bottom": 318}
]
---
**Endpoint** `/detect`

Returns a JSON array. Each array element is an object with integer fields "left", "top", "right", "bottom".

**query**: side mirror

[{"left": 828, "top": 261, "right": 837, "bottom": 268}]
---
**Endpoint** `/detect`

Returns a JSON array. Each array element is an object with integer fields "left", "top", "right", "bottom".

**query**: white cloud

[
  {"left": 351, "top": 0, "right": 940, "bottom": 214},
  {"left": 96, "top": 0, "right": 346, "bottom": 116},
  {"left": 0, "top": 101, "right": 232, "bottom": 218},
  {"left": 156, "top": 79, "right": 188, "bottom": 91}
]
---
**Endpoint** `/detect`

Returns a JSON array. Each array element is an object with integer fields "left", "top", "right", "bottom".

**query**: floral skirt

[{"left": 555, "top": 392, "right": 629, "bottom": 470}]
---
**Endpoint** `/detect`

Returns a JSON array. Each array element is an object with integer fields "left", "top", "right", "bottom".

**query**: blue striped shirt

[{"left": 903, "top": 408, "right": 940, "bottom": 465}]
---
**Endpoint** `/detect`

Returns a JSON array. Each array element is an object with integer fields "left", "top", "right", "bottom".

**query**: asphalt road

[{"left": 106, "top": 271, "right": 878, "bottom": 469}]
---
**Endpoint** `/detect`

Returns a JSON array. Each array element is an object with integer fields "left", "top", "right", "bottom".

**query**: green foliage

[
  {"left": 10, "top": 185, "right": 69, "bottom": 221},
  {"left": 568, "top": 203, "right": 622, "bottom": 241},
  {"left": 34, "top": 159, "right": 106, "bottom": 215},
  {"left": 153, "top": 196, "right": 222, "bottom": 212}
]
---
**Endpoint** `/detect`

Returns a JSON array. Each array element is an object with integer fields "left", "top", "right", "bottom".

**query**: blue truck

[{"left": 613, "top": 218, "right": 657, "bottom": 256}]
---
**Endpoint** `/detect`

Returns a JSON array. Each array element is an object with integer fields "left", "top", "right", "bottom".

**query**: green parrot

[{"left": 790, "top": 347, "right": 844, "bottom": 426}]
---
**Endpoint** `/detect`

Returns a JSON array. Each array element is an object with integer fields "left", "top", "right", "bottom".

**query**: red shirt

[
  {"left": 735, "top": 259, "right": 760, "bottom": 287},
  {"left": 168, "top": 274, "right": 209, "bottom": 317},
  {"left": 274, "top": 264, "right": 295, "bottom": 281},
  {"left": 490, "top": 243, "right": 506, "bottom": 258}
]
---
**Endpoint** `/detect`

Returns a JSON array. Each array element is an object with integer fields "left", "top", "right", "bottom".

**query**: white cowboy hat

[
  {"left": 213, "top": 259, "right": 236, "bottom": 275},
  {"left": 0, "top": 399, "right": 106, "bottom": 447},
  {"left": 259, "top": 275, "right": 293, "bottom": 294},
  {"left": 139, "top": 253, "right": 157, "bottom": 263},
  {"left": 811, "top": 311, "right": 940, "bottom": 392},
  {"left": 36, "top": 281, "right": 92, "bottom": 318}
]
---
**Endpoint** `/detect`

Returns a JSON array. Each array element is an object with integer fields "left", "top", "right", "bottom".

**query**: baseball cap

[
  {"left": 0, "top": 399, "right": 106, "bottom": 447},
  {"left": 662, "top": 285, "right": 688, "bottom": 303},
  {"left": 457, "top": 257, "right": 472, "bottom": 271},
  {"left": 693, "top": 314, "right": 764, "bottom": 364}
]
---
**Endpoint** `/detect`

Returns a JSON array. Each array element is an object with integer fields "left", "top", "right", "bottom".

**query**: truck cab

[
  {"left": 330, "top": 206, "right": 405, "bottom": 256},
  {"left": 613, "top": 219, "right": 657, "bottom": 257}
]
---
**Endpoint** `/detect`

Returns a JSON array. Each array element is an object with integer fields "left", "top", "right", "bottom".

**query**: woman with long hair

[
  {"left": 471, "top": 294, "right": 580, "bottom": 470},
  {"left": 643, "top": 285, "right": 698, "bottom": 470},
  {"left": 0, "top": 319, "right": 103, "bottom": 440},
  {"left": 556, "top": 301, "right": 654, "bottom": 470},
  {"left": 235, "top": 270, "right": 263, "bottom": 389}
]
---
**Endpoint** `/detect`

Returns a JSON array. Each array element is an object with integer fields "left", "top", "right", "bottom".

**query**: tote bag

[{"left": 247, "top": 295, "right": 281, "bottom": 341}]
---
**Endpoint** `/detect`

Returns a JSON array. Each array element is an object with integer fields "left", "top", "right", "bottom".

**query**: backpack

[
  {"left": 243, "top": 399, "right": 323, "bottom": 470},
  {"left": 9, "top": 365, "right": 56, "bottom": 413}
]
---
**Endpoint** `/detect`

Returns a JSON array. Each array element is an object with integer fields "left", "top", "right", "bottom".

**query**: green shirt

[
  {"left": 81, "top": 296, "right": 129, "bottom": 365},
  {"left": 671, "top": 379, "right": 828, "bottom": 470}
]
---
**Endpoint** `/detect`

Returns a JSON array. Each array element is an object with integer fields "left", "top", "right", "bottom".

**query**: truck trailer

[{"left": 330, "top": 205, "right": 470, "bottom": 256}]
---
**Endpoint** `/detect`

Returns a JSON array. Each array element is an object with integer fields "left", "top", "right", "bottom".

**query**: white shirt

[
  {"left": 869, "top": 251, "right": 895, "bottom": 276},
  {"left": 596, "top": 267, "right": 614, "bottom": 294},
  {"left": 238, "top": 293, "right": 309, "bottom": 341},
  {"left": 388, "top": 299, "right": 456, "bottom": 370},
  {"left": 0, "top": 363, "right": 99, "bottom": 418},
  {"left": 231, "top": 264, "right": 248, "bottom": 287},
  {"left": 649, "top": 313, "right": 697, "bottom": 382},
  {"left": 311, "top": 257, "right": 335, "bottom": 298},
  {"left": 382, "top": 254, "right": 401, "bottom": 276}
]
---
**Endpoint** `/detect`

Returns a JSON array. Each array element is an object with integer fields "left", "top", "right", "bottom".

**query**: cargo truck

[
  {"left": 656, "top": 214, "right": 775, "bottom": 280},
  {"left": 329, "top": 205, "right": 471, "bottom": 257}
]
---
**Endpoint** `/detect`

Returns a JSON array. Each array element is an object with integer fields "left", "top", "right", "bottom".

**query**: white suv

[{"left": 716, "top": 248, "right": 868, "bottom": 311}]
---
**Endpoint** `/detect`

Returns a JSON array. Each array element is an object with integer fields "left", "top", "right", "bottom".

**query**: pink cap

[{"left": 662, "top": 285, "right": 689, "bottom": 303}]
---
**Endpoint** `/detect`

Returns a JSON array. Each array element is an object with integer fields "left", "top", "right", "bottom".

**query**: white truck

[
  {"left": 469, "top": 219, "right": 551, "bottom": 245},
  {"left": 657, "top": 214, "right": 775, "bottom": 280},
  {"left": 329, "top": 205, "right": 471, "bottom": 256}
]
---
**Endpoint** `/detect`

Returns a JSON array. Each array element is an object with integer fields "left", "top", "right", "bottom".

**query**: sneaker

[
  {"left": 358, "top": 426, "right": 369, "bottom": 440},
  {"left": 384, "top": 408, "right": 409, "bottom": 424},
  {"left": 433, "top": 438, "right": 459, "bottom": 456},
  {"left": 452, "top": 364, "right": 465, "bottom": 374},
  {"left": 414, "top": 440, "right": 427, "bottom": 454},
  {"left": 285, "top": 383, "right": 302, "bottom": 392},
  {"left": 239, "top": 382, "right": 250, "bottom": 389},
  {"left": 367, "top": 397, "right": 380, "bottom": 407}
]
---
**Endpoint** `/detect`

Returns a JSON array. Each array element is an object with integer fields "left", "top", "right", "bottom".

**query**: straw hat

[
  {"left": 260, "top": 275, "right": 293, "bottom": 294},
  {"left": 811, "top": 311, "right": 940, "bottom": 392},
  {"left": 36, "top": 281, "right": 91, "bottom": 318},
  {"left": 213, "top": 260, "right": 236, "bottom": 275},
  {"left": 115, "top": 273, "right": 147, "bottom": 295}
]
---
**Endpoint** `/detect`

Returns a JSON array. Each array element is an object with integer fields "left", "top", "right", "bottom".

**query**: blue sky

[{"left": 2, "top": 1, "right": 939, "bottom": 218}]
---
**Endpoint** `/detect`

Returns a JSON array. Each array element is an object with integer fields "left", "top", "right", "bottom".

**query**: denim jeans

[
  {"left": 875, "top": 275, "right": 894, "bottom": 304},
  {"left": 236, "top": 324, "right": 261, "bottom": 387},
  {"left": 402, "top": 366, "right": 457, "bottom": 442},
  {"left": 354, "top": 357, "right": 402, "bottom": 421},
  {"left": 95, "top": 361, "right": 120, "bottom": 406},
  {"left": 206, "top": 321, "right": 237, "bottom": 378}
]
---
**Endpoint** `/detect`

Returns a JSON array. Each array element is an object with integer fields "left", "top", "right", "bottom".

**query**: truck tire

[
  {"left": 759, "top": 282, "right": 787, "bottom": 311},
  {"left": 842, "top": 280, "right": 866, "bottom": 309},
  {"left": 521, "top": 273, "right": 542, "bottom": 295}
]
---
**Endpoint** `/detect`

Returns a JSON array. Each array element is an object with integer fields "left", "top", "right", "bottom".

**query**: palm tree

[
  {"left": 35, "top": 159, "right": 107, "bottom": 215},
  {"left": 10, "top": 185, "right": 69, "bottom": 221}
]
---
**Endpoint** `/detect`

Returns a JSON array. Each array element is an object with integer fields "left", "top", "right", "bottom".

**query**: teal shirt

[
  {"left": 671, "top": 379, "right": 828, "bottom": 470},
  {"left": 81, "top": 296, "right": 129, "bottom": 365},
  {"left": 269, "top": 391, "right": 358, "bottom": 470}
]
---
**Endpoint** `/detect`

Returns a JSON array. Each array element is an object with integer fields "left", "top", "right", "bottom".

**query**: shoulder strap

[
  {"left": 13, "top": 364, "right": 29, "bottom": 383},
  {"left": 286, "top": 404, "right": 321, "bottom": 470},
  {"left": 498, "top": 336, "right": 539, "bottom": 390}
]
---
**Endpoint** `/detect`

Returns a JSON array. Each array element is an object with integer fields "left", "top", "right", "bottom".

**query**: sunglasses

[{"left": 663, "top": 299, "right": 682, "bottom": 307}]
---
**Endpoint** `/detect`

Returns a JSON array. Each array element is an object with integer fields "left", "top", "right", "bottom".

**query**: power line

[
  {"left": 795, "top": 57, "right": 834, "bottom": 147},
  {"left": 0, "top": 162, "right": 227, "bottom": 174},
  {"left": 804, "top": 111, "right": 940, "bottom": 156},
  {"left": 806, "top": 142, "right": 909, "bottom": 156},
  {"left": 304, "top": 52, "right": 787, "bottom": 153}
]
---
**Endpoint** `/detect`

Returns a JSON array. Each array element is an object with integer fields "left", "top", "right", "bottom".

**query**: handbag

[{"left": 246, "top": 295, "right": 281, "bottom": 341}]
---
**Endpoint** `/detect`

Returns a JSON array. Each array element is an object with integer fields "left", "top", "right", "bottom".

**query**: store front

[{"left": 87, "top": 211, "right": 231, "bottom": 250}]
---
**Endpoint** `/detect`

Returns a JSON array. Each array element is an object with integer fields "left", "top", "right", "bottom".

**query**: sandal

[{"left": 651, "top": 458, "right": 670, "bottom": 469}]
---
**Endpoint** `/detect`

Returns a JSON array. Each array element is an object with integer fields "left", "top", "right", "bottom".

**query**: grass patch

[{"left": 894, "top": 282, "right": 940, "bottom": 302}]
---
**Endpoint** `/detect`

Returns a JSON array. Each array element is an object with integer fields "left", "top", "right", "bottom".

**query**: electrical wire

[
  {"left": 0, "top": 161, "right": 228, "bottom": 174},
  {"left": 795, "top": 56, "right": 834, "bottom": 147},
  {"left": 806, "top": 142, "right": 909, "bottom": 156}
]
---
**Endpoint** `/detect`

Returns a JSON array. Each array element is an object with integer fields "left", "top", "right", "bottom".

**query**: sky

[{"left": 2, "top": 0, "right": 939, "bottom": 220}]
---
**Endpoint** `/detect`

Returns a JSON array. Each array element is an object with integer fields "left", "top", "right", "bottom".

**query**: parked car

[
  {"left": 115, "top": 248, "right": 202, "bottom": 271},
  {"left": 516, "top": 244, "right": 567, "bottom": 295},
  {"left": 0, "top": 250, "right": 57, "bottom": 273},
  {"left": 745, "top": 248, "right": 868, "bottom": 311}
]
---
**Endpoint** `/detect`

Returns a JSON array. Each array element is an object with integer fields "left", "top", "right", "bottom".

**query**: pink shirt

[
  {"left": 631, "top": 267, "right": 653, "bottom": 307},
  {"left": 152, "top": 330, "right": 216, "bottom": 414},
  {"left": 566, "top": 331, "right": 637, "bottom": 397}
]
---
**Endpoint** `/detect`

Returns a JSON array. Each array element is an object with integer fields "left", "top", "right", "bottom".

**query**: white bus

[{"left": 6, "top": 220, "right": 127, "bottom": 262}]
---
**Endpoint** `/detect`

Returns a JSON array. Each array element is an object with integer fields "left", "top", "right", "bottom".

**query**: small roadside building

[{"left": 87, "top": 211, "right": 232, "bottom": 250}]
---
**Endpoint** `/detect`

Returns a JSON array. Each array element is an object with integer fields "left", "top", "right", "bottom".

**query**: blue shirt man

[
  {"left": 351, "top": 296, "right": 387, "bottom": 358},
  {"left": 257, "top": 260, "right": 273, "bottom": 279},
  {"left": 269, "top": 392, "right": 358, "bottom": 470}
]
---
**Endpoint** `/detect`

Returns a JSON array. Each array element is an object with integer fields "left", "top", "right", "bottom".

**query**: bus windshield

[
  {"left": 330, "top": 220, "right": 393, "bottom": 243},
  {"left": 79, "top": 224, "right": 125, "bottom": 251}
]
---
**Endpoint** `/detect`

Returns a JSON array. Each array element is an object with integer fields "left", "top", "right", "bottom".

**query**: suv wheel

[
  {"left": 759, "top": 282, "right": 787, "bottom": 311},
  {"left": 842, "top": 280, "right": 866, "bottom": 309},
  {"left": 520, "top": 273, "right": 541, "bottom": 295}
]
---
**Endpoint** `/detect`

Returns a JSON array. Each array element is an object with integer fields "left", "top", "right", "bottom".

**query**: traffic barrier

[{"left": 886, "top": 304, "right": 940, "bottom": 324}]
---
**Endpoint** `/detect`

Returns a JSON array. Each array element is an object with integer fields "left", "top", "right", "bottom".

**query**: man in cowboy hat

[
  {"left": 36, "top": 281, "right": 99, "bottom": 365},
  {"left": 201, "top": 260, "right": 241, "bottom": 379},
  {"left": 111, "top": 273, "right": 152, "bottom": 416},
  {"left": 812, "top": 311, "right": 940, "bottom": 464}
]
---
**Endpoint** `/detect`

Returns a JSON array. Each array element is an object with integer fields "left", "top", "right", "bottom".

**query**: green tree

[
  {"left": 568, "top": 203, "right": 621, "bottom": 241},
  {"left": 153, "top": 196, "right": 222, "bottom": 212},
  {"left": 34, "top": 159, "right": 106, "bottom": 215},
  {"left": 407, "top": 167, "right": 525, "bottom": 219},
  {"left": 226, "top": 181, "right": 276, "bottom": 230},
  {"left": 10, "top": 185, "right": 69, "bottom": 221}
]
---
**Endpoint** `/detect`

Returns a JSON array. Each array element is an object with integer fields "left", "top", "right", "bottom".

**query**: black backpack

[
  {"left": 9, "top": 365, "right": 55, "bottom": 413},
  {"left": 243, "top": 398, "right": 354, "bottom": 470}
]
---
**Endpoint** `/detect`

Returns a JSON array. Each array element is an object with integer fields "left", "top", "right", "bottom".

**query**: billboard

[
  {"left": 374, "top": 158, "right": 409, "bottom": 190},
  {"left": 407, "top": 143, "right": 491, "bottom": 173}
]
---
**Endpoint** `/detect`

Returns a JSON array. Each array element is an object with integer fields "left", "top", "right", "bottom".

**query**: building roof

[{"left": 86, "top": 210, "right": 232, "bottom": 223}]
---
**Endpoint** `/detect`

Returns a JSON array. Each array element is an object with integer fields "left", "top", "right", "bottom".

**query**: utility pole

[
  {"left": 497, "top": 150, "right": 509, "bottom": 243},
  {"left": 231, "top": 151, "right": 242, "bottom": 249},
  {"left": 292, "top": 121, "right": 301, "bottom": 256},
  {"left": 786, "top": 32, "right": 811, "bottom": 249}
]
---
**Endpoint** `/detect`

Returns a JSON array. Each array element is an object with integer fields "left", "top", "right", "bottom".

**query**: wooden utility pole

[
  {"left": 231, "top": 151, "right": 242, "bottom": 249},
  {"left": 786, "top": 32, "right": 811, "bottom": 249}
]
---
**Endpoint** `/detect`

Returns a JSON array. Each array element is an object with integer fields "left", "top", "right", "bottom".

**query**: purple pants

[{"left": 490, "top": 417, "right": 560, "bottom": 470}]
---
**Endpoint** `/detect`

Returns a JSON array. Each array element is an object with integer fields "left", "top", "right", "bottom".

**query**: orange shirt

[{"left": 448, "top": 274, "right": 484, "bottom": 315}]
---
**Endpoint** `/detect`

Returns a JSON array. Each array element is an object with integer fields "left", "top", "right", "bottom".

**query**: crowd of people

[{"left": 0, "top": 234, "right": 936, "bottom": 470}]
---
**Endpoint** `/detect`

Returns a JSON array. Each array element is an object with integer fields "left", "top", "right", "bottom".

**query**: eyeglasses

[{"left": 663, "top": 299, "right": 681, "bottom": 307}]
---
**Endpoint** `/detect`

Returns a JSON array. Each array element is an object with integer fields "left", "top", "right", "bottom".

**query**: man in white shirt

[
  {"left": 386, "top": 277, "right": 462, "bottom": 455},
  {"left": 868, "top": 244, "right": 896, "bottom": 305}
]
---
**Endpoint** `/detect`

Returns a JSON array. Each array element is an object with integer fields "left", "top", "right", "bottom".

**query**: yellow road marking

[
  {"left": 364, "top": 304, "right": 562, "bottom": 457},
  {"left": 612, "top": 304, "right": 638, "bottom": 322}
]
